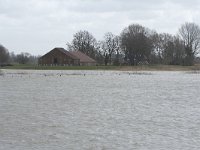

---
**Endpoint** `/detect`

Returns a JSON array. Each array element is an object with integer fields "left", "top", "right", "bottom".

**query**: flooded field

[{"left": 0, "top": 69, "right": 200, "bottom": 150}]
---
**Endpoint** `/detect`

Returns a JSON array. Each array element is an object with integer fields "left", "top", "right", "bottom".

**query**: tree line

[
  {"left": 0, "top": 45, "right": 38, "bottom": 66},
  {"left": 1, "top": 22, "right": 200, "bottom": 66},
  {"left": 67, "top": 22, "right": 200, "bottom": 66}
]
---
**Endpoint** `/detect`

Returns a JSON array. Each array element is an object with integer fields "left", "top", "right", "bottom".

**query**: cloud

[{"left": 0, "top": 0, "right": 200, "bottom": 55}]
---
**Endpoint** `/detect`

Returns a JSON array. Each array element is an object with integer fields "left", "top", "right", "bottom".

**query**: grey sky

[{"left": 0, "top": 0, "right": 200, "bottom": 55}]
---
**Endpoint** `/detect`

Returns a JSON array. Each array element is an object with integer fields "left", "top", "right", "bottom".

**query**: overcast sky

[{"left": 0, "top": 0, "right": 200, "bottom": 55}]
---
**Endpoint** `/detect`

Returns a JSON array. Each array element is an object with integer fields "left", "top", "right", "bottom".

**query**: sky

[{"left": 0, "top": 0, "right": 200, "bottom": 55}]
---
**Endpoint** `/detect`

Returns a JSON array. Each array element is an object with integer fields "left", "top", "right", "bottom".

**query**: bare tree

[
  {"left": 179, "top": 22, "right": 200, "bottom": 65},
  {"left": 67, "top": 30, "right": 98, "bottom": 59},
  {"left": 163, "top": 36, "right": 185, "bottom": 65},
  {"left": 0, "top": 44, "right": 9, "bottom": 65},
  {"left": 113, "top": 36, "right": 122, "bottom": 65},
  {"left": 171, "top": 37, "right": 185, "bottom": 65},
  {"left": 151, "top": 33, "right": 172, "bottom": 63},
  {"left": 16, "top": 52, "right": 31, "bottom": 64},
  {"left": 101, "top": 32, "right": 120, "bottom": 65},
  {"left": 120, "top": 24, "right": 153, "bottom": 65},
  {"left": 150, "top": 32, "right": 186, "bottom": 65}
]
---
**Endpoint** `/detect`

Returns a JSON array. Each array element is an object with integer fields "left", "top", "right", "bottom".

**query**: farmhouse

[{"left": 38, "top": 47, "right": 96, "bottom": 66}]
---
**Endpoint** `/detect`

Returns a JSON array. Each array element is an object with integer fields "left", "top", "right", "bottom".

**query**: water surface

[{"left": 0, "top": 70, "right": 200, "bottom": 150}]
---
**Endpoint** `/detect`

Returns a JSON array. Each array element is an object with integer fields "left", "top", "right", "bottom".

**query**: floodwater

[{"left": 0, "top": 69, "right": 200, "bottom": 150}]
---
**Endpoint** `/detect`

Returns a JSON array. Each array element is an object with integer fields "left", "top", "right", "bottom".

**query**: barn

[
  {"left": 69, "top": 51, "right": 96, "bottom": 66},
  {"left": 38, "top": 48, "right": 96, "bottom": 66}
]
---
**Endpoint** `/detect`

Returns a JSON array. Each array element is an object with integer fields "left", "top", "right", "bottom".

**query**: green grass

[
  {"left": 1, "top": 64, "right": 119, "bottom": 70},
  {"left": 119, "top": 64, "right": 200, "bottom": 71},
  {"left": 1, "top": 64, "right": 200, "bottom": 71}
]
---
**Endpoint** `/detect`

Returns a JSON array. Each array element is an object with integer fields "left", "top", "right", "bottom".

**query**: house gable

[{"left": 39, "top": 48, "right": 79, "bottom": 65}]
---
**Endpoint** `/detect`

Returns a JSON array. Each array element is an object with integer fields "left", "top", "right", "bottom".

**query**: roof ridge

[
  {"left": 69, "top": 51, "right": 96, "bottom": 63},
  {"left": 56, "top": 48, "right": 79, "bottom": 60}
]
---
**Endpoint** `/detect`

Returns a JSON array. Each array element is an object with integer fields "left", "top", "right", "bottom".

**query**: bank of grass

[
  {"left": 1, "top": 64, "right": 119, "bottom": 70},
  {"left": 1, "top": 64, "right": 200, "bottom": 71},
  {"left": 119, "top": 64, "right": 200, "bottom": 71}
]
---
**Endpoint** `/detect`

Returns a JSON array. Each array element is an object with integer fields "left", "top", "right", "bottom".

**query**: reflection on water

[{"left": 0, "top": 70, "right": 200, "bottom": 150}]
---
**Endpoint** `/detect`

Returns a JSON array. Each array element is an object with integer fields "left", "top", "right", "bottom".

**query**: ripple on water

[{"left": 0, "top": 70, "right": 200, "bottom": 150}]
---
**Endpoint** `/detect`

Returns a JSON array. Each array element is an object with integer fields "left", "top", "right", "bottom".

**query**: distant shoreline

[{"left": 1, "top": 64, "right": 200, "bottom": 71}]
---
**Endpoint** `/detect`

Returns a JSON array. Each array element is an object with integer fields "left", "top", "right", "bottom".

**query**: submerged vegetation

[
  {"left": 0, "top": 69, "right": 4, "bottom": 76},
  {"left": 2, "top": 64, "right": 200, "bottom": 71}
]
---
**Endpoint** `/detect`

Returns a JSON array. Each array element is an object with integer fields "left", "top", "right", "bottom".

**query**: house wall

[{"left": 39, "top": 49, "right": 79, "bottom": 66}]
